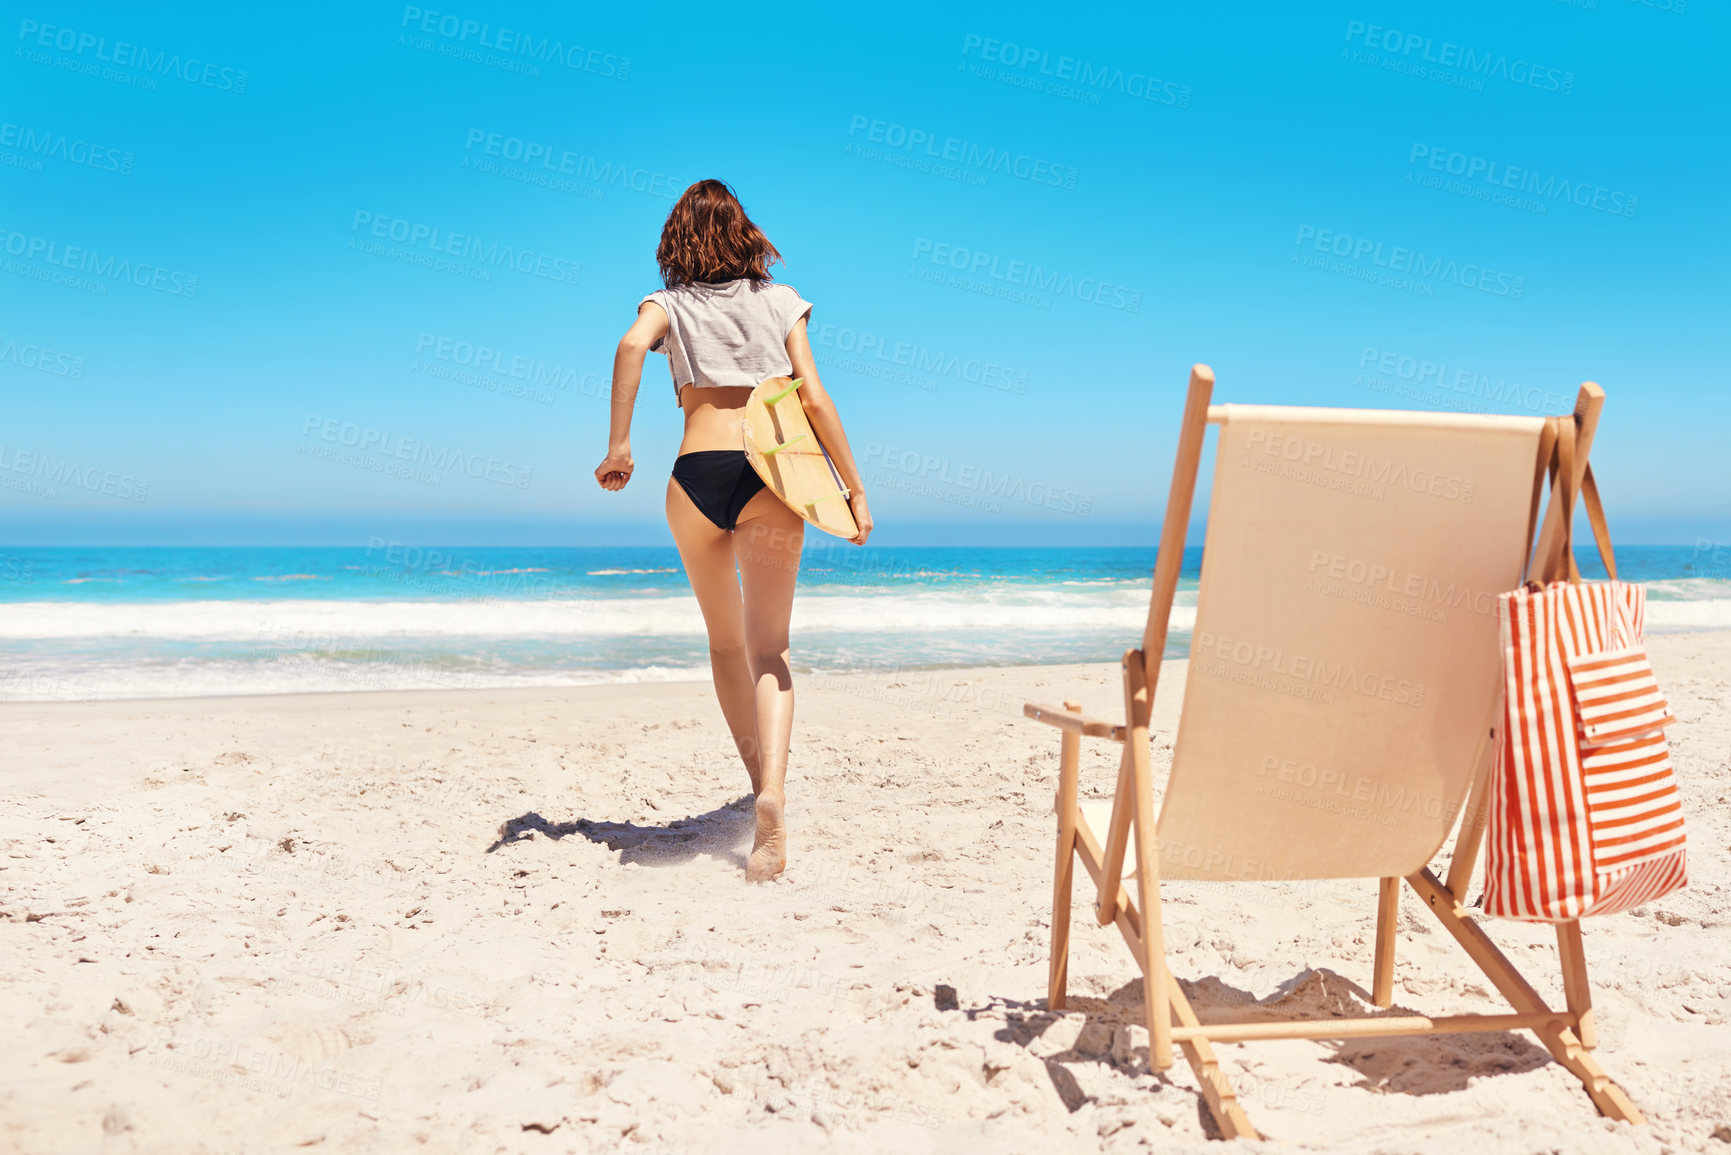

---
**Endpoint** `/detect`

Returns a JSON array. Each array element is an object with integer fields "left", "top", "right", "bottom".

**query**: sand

[{"left": 2, "top": 633, "right": 1728, "bottom": 1154}]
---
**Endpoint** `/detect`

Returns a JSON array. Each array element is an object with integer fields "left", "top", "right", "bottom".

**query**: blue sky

[{"left": 2, "top": 0, "right": 1724, "bottom": 546}]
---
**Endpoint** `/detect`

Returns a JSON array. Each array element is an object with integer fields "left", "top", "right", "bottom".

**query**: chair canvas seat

[{"left": 1160, "top": 407, "right": 1543, "bottom": 882}]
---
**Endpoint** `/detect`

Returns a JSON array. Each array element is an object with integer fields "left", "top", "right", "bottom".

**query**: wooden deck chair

[{"left": 1025, "top": 365, "right": 1642, "bottom": 1140}]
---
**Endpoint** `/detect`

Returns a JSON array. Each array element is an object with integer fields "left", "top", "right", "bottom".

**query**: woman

[{"left": 595, "top": 180, "right": 873, "bottom": 882}]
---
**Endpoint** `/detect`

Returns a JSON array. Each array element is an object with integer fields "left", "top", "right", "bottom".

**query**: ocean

[{"left": 1, "top": 544, "right": 1727, "bottom": 701}]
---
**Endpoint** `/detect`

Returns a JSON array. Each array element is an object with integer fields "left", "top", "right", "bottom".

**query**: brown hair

[{"left": 657, "top": 180, "right": 781, "bottom": 287}]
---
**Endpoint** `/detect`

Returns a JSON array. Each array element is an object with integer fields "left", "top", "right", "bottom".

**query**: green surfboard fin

[
  {"left": 764, "top": 378, "right": 803, "bottom": 405},
  {"left": 760, "top": 434, "right": 808, "bottom": 457}
]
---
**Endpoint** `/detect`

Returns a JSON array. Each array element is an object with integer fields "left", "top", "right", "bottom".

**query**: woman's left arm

[{"left": 786, "top": 317, "right": 873, "bottom": 545}]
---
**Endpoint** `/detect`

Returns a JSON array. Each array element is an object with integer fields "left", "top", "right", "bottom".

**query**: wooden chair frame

[{"left": 1024, "top": 366, "right": 1643, "bottom": 1140}]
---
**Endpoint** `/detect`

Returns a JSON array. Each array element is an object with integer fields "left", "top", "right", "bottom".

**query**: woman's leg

[
  {"left": 731, "top": 490, "right": 805, "bottom": 881},
  {"left": 665, "top": 478, "right": 763, "bottom": 792}
]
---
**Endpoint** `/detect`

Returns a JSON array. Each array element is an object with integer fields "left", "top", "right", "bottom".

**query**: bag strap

[
  {"left": 1520, "top": 418, "right": 1559, "bottom": 583},
  {"left": 1555, "top": 416, "right": 1581, "bottom": 584},
  {"left": 1534, "top": 413, "right": 1620, "bottom": 586},
  {"left": 1537, "top": 413, "right": 1578, "bottom": 581},
  {"left": 1580, "top": 464, "right": 1618, "bottom": 581}
]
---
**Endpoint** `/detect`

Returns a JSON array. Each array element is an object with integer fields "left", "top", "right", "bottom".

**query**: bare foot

[{"left": 746, "top": 793, "right": 786, "bottom": 882}]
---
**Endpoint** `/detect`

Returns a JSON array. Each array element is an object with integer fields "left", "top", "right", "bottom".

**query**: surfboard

[{"left": 741, "top": 376, "right": 858, "bottom": 540}]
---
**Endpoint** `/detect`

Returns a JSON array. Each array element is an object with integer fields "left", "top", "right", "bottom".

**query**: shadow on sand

[
  {"left": 971, "top": 967, "right": 1551, "bottom": 1135},
  {"left": 486, "top": 795, "right": 755, "bottom": 868}
]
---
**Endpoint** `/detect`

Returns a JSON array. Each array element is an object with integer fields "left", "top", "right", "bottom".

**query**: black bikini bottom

[{"left": 672, "top": 451, "right": 767, "bottom": 531}]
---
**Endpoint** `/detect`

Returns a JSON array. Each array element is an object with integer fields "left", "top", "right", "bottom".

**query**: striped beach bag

[{"left": 1483, "top": 421, "right": 1687, "bottom": 921}]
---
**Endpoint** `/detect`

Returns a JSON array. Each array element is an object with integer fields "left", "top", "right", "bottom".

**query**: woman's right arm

[
  {"left": 594, "top": 302, "right": 669, "bottom": 491},
  {"left": 785, "top": 318, "right": 873, "bottom": 545}
]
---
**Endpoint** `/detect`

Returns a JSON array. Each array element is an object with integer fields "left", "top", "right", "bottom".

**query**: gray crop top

[{"left": 639, "top": 279, "right": 813, "bottom": 403}]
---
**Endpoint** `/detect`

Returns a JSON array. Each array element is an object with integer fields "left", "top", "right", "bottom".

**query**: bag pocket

[
  {"left": 1565, "top": 644, "right": 1676, "bottom": 745},
  {"left": 1569, "top": 629, "right": 1687, "bottom": 901},
  {"left": 1579, "top": 730, "right": 1686, "bottom": 875}
]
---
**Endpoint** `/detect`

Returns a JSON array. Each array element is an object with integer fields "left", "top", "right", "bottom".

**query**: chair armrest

[{"left": 1023, "top": 702, "right": 1126, "bottom": 742}]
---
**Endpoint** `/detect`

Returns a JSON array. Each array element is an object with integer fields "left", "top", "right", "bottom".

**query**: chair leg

[
  {"left": 1165, "top": 975, "right": 1260, "bottom": 1141},
  {"left": 1048, "top": 704, "right": 1083, "bottom": 1011},
  {"left": 1135, "top": 818, "right": 1171, "bottom": 1071},
  {"left": 1122, "top": 653, "right": 1173, "bottom": 1071},
  {"left": 1373, "top": 877, "right": 1400, "bottom": 1008},
  {"left": 1444, "top": 712, "right": 1500, "bottom": 899},
  {"left": 1557, "top": 921, "right": 1597, "bottom": 1050},
  {"left": 1407, "top": 869, "right": 1641, "bottom": 1123}
]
